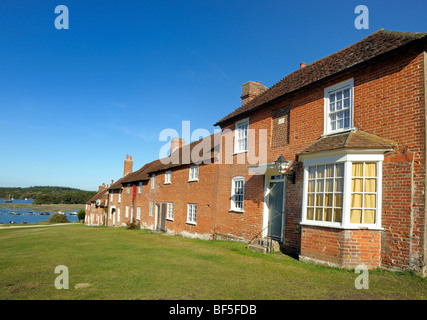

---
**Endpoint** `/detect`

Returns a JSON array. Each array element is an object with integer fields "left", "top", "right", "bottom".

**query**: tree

[
  {"left": 77, "top": 209, "right": 85, "bottom": 222},
  {"left": 49, "top": 213, "right": 70, "bottom": 224}
]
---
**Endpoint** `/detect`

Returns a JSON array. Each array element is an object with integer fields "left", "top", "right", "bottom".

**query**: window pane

[
  {"left": 316, "top": 194, "right": 323, "bottom": 207},
  {"left": 316, "top": 180, "right": 324, "bottom": 192},
  {"left": 335, "top": 178, "right": 343, "bottom": 192},
  {"left": 325, "top": 179, "right": 333, "bottom": 192},
  {"left": 308, "top": 167, "right": 316, "bottom": 179},
  {"left": 334, "top": 209, "right": 342, "bottom": 222},
  {"left": 363, "top": 209, "right": 376, "bottom": 224},
  {"left": 352, "top": 163, "right": 363, "bottom": 176},
  {"left": 352, "top": 178, "right": 363, "bottom": 192},
  {"left": 307, "top": 194, "right": 314, "bottom": 206},
  {"left": 343, "top": 88, "right": 350, "bottom": 98},
  {"left": 335, "top": 163, "right": 344, "bottom": 177},
  {"left": 316, "top": 165, "right": 325, "bottom": 178},
  {"left": 324, "top": 208, "right": 333, "bottom": 221},
  {"left": 325, "top": 193, "right": 333, "bottom": 207},
  {"left": 315, "top": 208, "right": 323, "bottom": 221},
  {"left": 350, "top": 209, "right": 362, "bottom": 223},
  {"left": 307, "top": 208, "right": 314, "bottom": 220},
  {"left": 365, "top": 163, "right": 377, "bottom": 177},
  {"left": 308, "top": 181, "right": 315, "bottom": 193},
  {"left": 325, "top": 164, "right": 334, "bottom": 178},
  {"left": 365, "top": 179, "right": 376, "bottom": 192},
  {"left": 334, "top": 193, "right": 343, "bottom": 207},
  {"left": 344, "top": 117, "right": 349, "bottom": 128},
  {"left": 351, "top": 194, "right": 363, "bottom": 208},
  {"left": 364, "top": 194, "right": 376, "bottom": 208}
]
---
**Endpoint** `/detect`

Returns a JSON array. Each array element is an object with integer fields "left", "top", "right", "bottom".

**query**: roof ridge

[{"left": 215, "top": 29, "right": 427, "bottom": 126}]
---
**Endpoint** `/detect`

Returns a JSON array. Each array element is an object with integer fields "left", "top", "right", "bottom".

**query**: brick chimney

[
  {"left": 123, "top": 155, "right": 133, "bottom": 176},
  {"left": 98, "top": 183, "right": 107, "bottom": 192},
  {"left": 241, "top": 81, "right": 267, "bottom": 106},
  {"left": 171, "top": 137, "right": 185, "bottom": 154},
  {"left": 300, "top": 62, "right": 306, "bottom": 69}
]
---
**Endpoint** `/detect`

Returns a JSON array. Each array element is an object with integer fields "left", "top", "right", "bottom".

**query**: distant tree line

[{"left": 0, "top": 186, "right": 97, "bottom": 205}]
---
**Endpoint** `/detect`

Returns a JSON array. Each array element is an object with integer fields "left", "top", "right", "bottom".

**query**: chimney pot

[
  {"left": 123, "top": 155, "right": 133, "bottom": 176},
  {"left": 300, "top": 62, "right": 306, "bottom": 69}
]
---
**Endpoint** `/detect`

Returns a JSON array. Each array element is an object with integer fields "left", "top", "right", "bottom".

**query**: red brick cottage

[
  {"left": 87, "top": 29, "right": 427, "bottom": 274},
  {"left": 115, "top": 134, "right": 221, "bottom": 238},
  {"left": 213, "top": 29, "right": 427, "bottom": 273},
  {"left": 85, "top": 183, "right": 109, "bottom": 226}
]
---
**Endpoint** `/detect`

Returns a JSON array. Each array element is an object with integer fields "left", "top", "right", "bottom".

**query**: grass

[{"left": 0, "top": 224, "right": 427, "bottom": 300}]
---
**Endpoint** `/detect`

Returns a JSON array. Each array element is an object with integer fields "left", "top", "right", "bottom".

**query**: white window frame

[
  {"left": 300, "top": 150, "right": 384, "bottom": 230},
  {"left": 137, "top": 207, "right": 141, "bottom": 220},
  {"left": 189, "top": 166, "right": 199, "bottom": 182},
  {"left": 166, "top": 202, "right": 174, "bottom": 221},
  {"left": 234, "top": 118, "right": 249, "bottom": 154},
  {"left": 230, "top": 176, "right": 245, "bottom": 212},
  {"left": 149, "top": 202, "right": 154, "bottom": 217},
  {"left": 165, "top": 171, "right": 171, "bottom": 184},
  {"left": 117, "top": 207, "right": 121, "bottom": 222},
  {"left": 118, "top": 189, "right": 122, "bottom": 203},
  {"left": 138, "top": 181, "right": 142, "bottom": 194},
  {"left": 187, "top": 203, "right": 197, "bottom": 225},
  {"left": 324, "top": 79, "right": 354, "bottom": 135},
  {"left": 126, "top": 184, "right": 131, "bottom": 194},
  {"left": 110, "top": 192, "right": 113, "bottom": 203},
  {"left": 125, "top": 206, "right": 129, "bottom": 219},
  {"left": 151, "top": 174, "right": 156, "bottom": 189}
]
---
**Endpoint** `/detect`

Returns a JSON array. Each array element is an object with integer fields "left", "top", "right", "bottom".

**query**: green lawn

[{"left": 0, "top": 224, "right": 426, "bottom": 300}]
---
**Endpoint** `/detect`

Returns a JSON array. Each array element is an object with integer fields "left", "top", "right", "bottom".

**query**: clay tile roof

[
  {"left": 87, "top": 187, "right": 108, "bottom": 204},
  {"left": 120, "top": 133, "right": 221, "bottom": 184},
  {"left": 297, "top": 129, "right": 396, "bottom": 157},
  {"left": 108, "top": 176, "right": 127, "bottom": 191},
  {"left": 215, "top": 29, "right": 427, "bottom": 126}
]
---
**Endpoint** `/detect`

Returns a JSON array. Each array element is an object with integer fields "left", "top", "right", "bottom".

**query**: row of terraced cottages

[{"left": 86, "top": 29, "right": 427, "bottom": 275}]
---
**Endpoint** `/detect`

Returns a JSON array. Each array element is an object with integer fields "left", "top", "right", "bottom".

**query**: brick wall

[
  {"left": 300, "top": 226, "right": 381, "bottom": 269},
  {"left": 216, "top": 49, "right": 426, "bottom": 271},
  {"left": 100, "top": 47, "right": 426, "bottom": 272}
]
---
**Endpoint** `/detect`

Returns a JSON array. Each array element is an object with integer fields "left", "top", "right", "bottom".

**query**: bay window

[{"left": 301, "top": 151, "right": 383, "bottom": 230}]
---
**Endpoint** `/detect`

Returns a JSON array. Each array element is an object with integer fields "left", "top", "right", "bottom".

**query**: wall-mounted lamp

[
  {"left": 274, "top": 155, "right": 295, "bottom": 184},
  {"left": 274, "top": 155, "right": 288, "bottom": 174}
]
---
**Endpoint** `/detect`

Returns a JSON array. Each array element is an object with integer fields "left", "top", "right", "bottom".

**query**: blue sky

[{"left": 0, "top": 0, "right": 426, "bottom": 191}]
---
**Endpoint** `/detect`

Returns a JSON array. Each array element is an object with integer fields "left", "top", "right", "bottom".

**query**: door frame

[
  {"left": 154, "top": 203, "right": 160, "bottom": 231},
  {"left": 262, "top": 174, "right": 286, "bottom": 241}
]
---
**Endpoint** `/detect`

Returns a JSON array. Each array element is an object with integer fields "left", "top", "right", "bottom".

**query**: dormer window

[{"left": 324, "top": 79, "right": 354, "bottom": 135}]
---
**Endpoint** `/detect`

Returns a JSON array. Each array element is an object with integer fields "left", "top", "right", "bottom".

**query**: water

[
  {"left": 0, "top": 199, "right": 79, "bottom": 225},
  {"left": 0, "top": 199, "right": 34, "bottom": 204}
]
